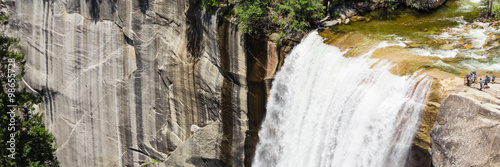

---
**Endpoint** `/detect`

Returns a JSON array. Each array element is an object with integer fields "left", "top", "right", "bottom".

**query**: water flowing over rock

[
  {"left": 253, "top": 31, "right": 433, "bottom": 167},
  {"left": 431, "top": 94, "right": 500, "bottom": 167}
]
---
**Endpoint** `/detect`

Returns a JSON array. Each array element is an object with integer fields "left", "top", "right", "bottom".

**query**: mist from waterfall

[{"left": 253, "top": 31, "right": 432, "bottom": 167}]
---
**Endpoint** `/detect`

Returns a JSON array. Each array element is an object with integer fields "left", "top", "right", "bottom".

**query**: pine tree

[{"left": 0, "top": 21, "right": 59, "bottom": 166}]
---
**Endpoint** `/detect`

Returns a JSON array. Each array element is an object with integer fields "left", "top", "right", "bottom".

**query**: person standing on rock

[
  {"left": 465, "top": 73, "right": 470, "bottom": 86},
  {"left": 480, "top": 78, "right": 483, "bottom": 91},
  {"left": 485, "top": 75, "right": 489, "bottom": 88},
  {"left": 469, "top": 72, "right": 474, "bottom": 86},
  {"left": 473, "top": 71, "right": 477, "bottom": 83},
  {"left": 492, "top": 74, "right": 496, "bottom": 84},
  {"left": 468, "top": 73, "right": 473, "bottom": 86}
]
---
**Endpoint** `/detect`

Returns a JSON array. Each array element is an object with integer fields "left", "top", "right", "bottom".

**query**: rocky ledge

[{"left": 431, "top": 93, "right": 500, "bottom": 167}]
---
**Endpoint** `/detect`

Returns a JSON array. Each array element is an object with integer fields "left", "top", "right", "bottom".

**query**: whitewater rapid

[{"left": 253, "top": 31, "right": 432, "bottom": 167}]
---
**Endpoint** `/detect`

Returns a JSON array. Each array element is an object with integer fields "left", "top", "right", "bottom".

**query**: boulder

[
  {"left": 431, "top": 94, "right": 500, "bottom": 167},
  {"left": 322, "top": 20, "right": 340, "bottom": 27},
  {"left": 405, "top": 0, "right": 447, "bottom": 10},
  {"left": 490, "top": 34, "right": 498, "bottom": 41},
  {"left": 439, "top": 44, "right": 454, "bottom": 50},
  {"left": 350, "top": 16, "right": 358, "bottom": 22},
  {"left": 164, "top": 121, "right": 227, "bottom": 167},
  {"left": 493, "top": 41, "right": 500, "bottom": 47},
  {"left": 356, "top": 16, "right": 366, "bottom": 21},
  {"left": 464, "top": 44, "right": 473, "bottom": 49}
]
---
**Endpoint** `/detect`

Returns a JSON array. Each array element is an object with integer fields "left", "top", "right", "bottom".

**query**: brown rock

[
  {"left": 464, "top": 44, "right": 473, "bottom": 49},
  {"left": 356, "top": 16, "right": 365, "bottom": 21},
  {"left": 474, "top": 51, "right": 485, "bottom": 55},
  {"left": 489, "top": 34, "right": 498, "bottom": 41},
  {"left": 409, "top": 43, "right": 421, "bottom": 48},
  {"left": 436, "top": 116, "right": 446, "bottom": 125},
  {"left": 265, "top": 42, "right": 279, "bottom": 79},
  {"left": 439, "top": 44, "right": 454, "bottom": 50},
  {"left": 493, "top": 41, "right": 500, "bottom": 47},
  {"left": 340, "top": 14, "right": 346, "bottom": 20},
  {"left": 322, "top": 20, "right": 339, "bottom": 27},
  {"left": 455, "top": 53, "right": 466, "bottom": 58},
  {"left": 350, "top": 16, "right": 358, "bottom": 22}
]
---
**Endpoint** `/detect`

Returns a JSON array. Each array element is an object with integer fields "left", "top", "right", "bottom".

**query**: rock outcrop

[
  {"left": 405, "top": 0, "right": 446, "bottom": 10},
  {"left": 2, "top": 0, "right": 278, "bottom": 166},
  {"left": 431, "top": 94, "right": 500, "bottom": 167},
  {"left": 323, "top": 0, "right": 447, "bottom": 27}
]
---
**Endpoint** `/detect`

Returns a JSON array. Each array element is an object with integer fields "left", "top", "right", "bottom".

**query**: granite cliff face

[
  {"left": 2, "top": 0, "right": 277, "bottom": 166},
  {"left": 431, "top": 93, "right": 500, "bottom": 167},
  {"left": 1, "top": 0, "right": 465, "bottom": 166}
]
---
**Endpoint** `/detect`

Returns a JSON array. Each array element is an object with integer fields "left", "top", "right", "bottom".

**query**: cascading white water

[{"left": 253, "top": 31, "right": 432, "bottom": 167}]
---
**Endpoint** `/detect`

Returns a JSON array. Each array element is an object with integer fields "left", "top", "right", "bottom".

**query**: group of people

[{"left": 465, "top": 71, "right": 496, "bottom": 91}]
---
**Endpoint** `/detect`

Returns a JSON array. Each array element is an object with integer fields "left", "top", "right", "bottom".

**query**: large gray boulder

[
  {"left": 405, "top": 0, "right": 447, "bottom": 10},
  {"left": 431, "top": 94, "right": 500, "bottom": 167}
]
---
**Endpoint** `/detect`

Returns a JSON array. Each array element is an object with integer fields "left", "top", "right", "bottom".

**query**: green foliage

[
  {"left": 235, "top": 0, "right": 325, "bottom": 33},
  {"left": 235, "top": 0, "right": 271, "bottom": 33},
  {"left": 493, "top": 5, "right": 500, "bottom": 18},
  {"left": 201, "top": 0, "right": 326, "bottom": 33},
  {"left": 272, "top": 32, "right": 287, "bottom": 46},
  {"left": 276, "top": 0, "right": 325, "bottom": 31},
  {"left": 483, "top": 0, "right": 500, "bottom": 19},
  {"left": 466, "top": 0, "right": 500, "bottom": 19},
  {"left": 0, "top": 15, "right": 9, "bottom": 22},
  {"left": 0, "top": 34, "right": 59, "bottom": 166},
  {"left": 331, "top": 0, "right": 344, "bottom": 6},
  {"left": 201, "top": 0, "right": 236, "bottom": 9},
  {"left": 201, "top": 0, "right": 222, "bottom": 9},
  {"left": 140, "top": 158, "right": 160, "bottom": 166}
]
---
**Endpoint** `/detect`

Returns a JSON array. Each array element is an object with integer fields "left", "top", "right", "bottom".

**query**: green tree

[
  {"left": 201, "top": 0, "right": 222, "bottom": 8},
  {"left": 276, "top": 0, "right": 325, "bottom": 31},
  {"left": 235, "top": 0, "right": 271, "bottom": 33},
  {"left": 483, "top": 0, "right": 500, "bottom": 18},
  {"left": 0, "top": 28, "right": 59, "bottom": 166},
  {"left": 467, "top": 0, "right": 500, "bottom": 19},
  {"left": 235, "top": 0, "right": 324, "bottom": 33}
]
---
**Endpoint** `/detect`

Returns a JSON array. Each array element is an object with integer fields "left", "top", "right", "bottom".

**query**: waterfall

[{"left": 253, "top": 31, "right": 432, "bottom": 167}]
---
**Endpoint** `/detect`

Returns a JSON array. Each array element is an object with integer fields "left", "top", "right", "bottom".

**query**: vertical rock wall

[{"left": 2, "top": 0, "right": 279, "bottom": 166}]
